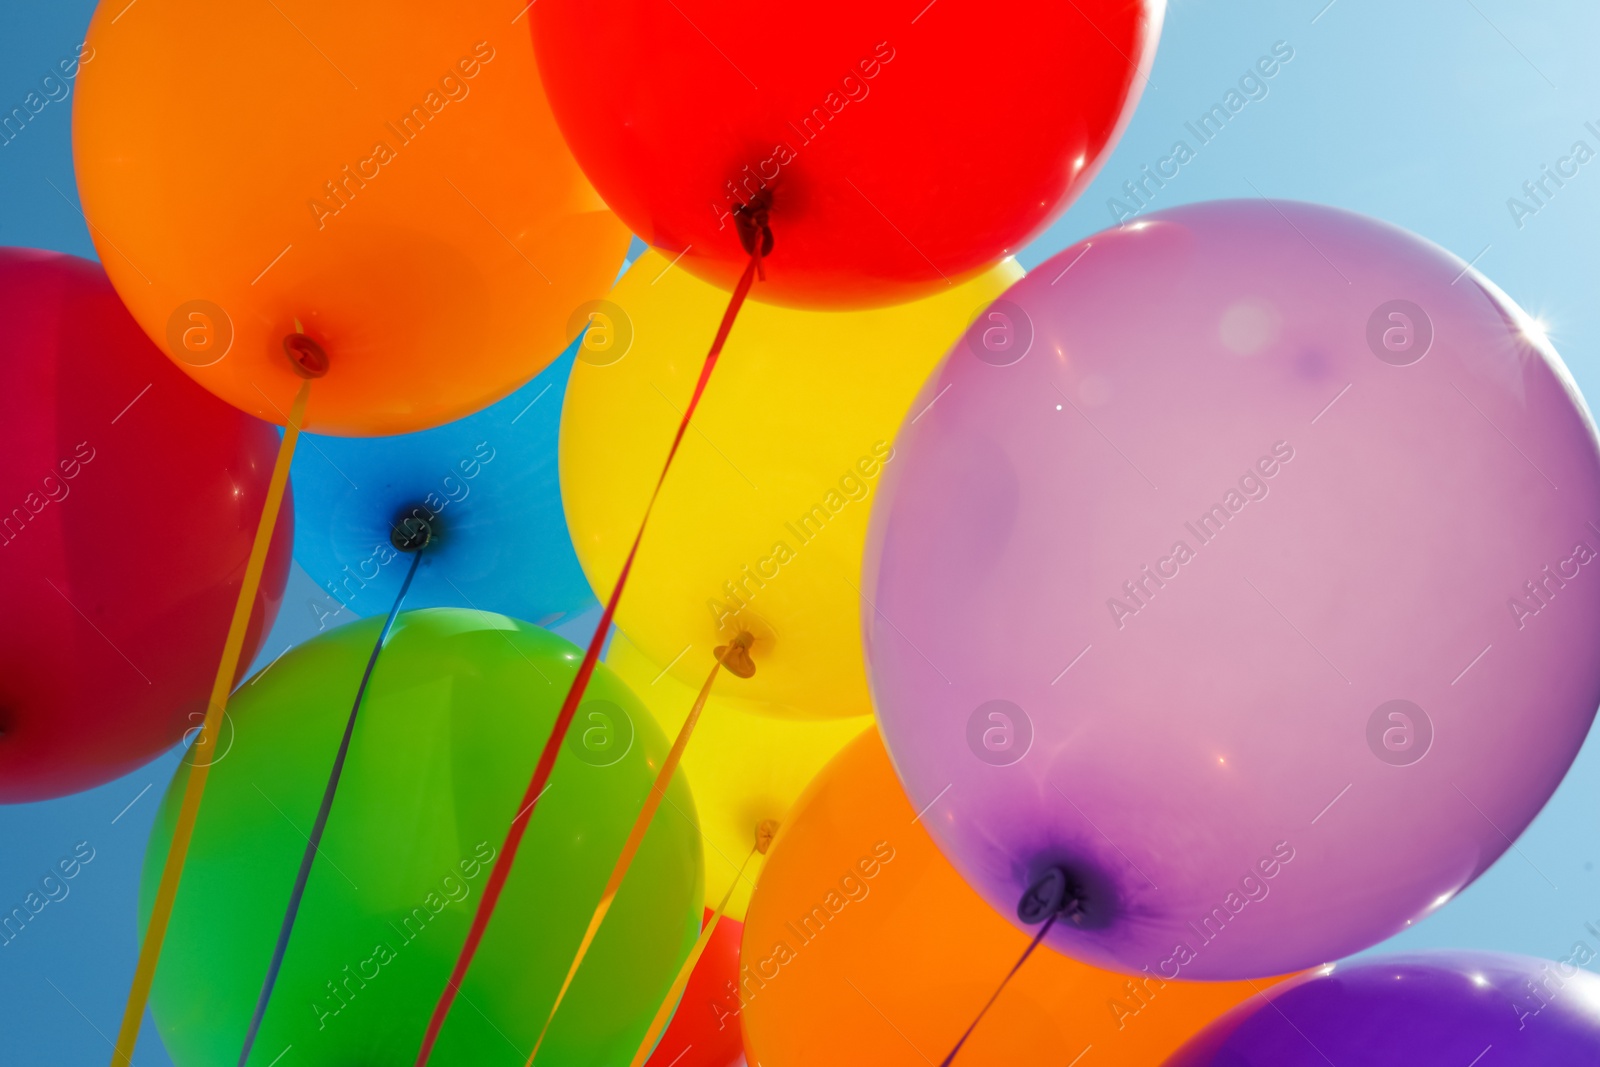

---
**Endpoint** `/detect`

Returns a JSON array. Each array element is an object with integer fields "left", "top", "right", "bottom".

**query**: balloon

[
  {"left": 606, "top": 632, "right": 869, "bottom": 919},
  {"left": 561, "top": 251, "right": 1022, "bottom": 718},
  {"left": 140, "top": 609, "right": 702, "bottom": 1065},
  {"left": 643, "top": 909, "right": 745, "bottom": 1067},
  {"left": 74, "top": 0, "right": 630, "bottom": 435},
  {"left": 292, "top": 338, "right": 593, "bottom": 630},
  {"left": 529, "top": 0, "right": 1161, "bottom": 309},
  {"left": 1164, "top": 951, "right": 1600, "bottom": 1065},
  {"left": 0, "top": 248, "right": 290, "bottom": 803},
  {"left": 863, "top": 199, "right": 1600, "bottom": 979},
  {"left": 741, "top": 730, "right": 1276, "bottom": 1066}
]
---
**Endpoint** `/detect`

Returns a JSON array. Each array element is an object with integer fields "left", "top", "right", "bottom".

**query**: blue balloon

[
  {"left": 291, "top": 339, "right": 594, "bottom": 627},
  {"left": 1165, "top": 950, "right": 1600, "bottom": 1066}
]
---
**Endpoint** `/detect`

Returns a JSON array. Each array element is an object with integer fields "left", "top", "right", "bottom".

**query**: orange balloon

[
  {"left": 74, "top": 0, "right": 628, "bottom": 435},
  {"left": 740, "top": 731, "right": 1286, "bottom": 1066}
]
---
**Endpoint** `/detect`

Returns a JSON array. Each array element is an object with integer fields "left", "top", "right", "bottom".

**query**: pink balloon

[{"left": 863, "top": 200, "right": 1600, "bottom": 980}]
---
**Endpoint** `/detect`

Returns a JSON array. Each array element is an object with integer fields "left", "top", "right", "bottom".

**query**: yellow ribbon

[
  {"left": 627, "top": 818, "right": 777, "bottom": 1067},
  {"left": 110, "top": 379, "right": 310, "bottom": 1067},
  {"left": 526, "top": 636, "right": 753, "bottom": 1065}
]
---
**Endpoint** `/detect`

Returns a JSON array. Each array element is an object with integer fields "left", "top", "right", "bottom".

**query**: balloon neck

[
  {"left": 733, "top": 192, "right": 774, "bottom": 265},
  {"left": 754, "top": 818, "right": 779, "bottom": 854},
  {"left": 283, "top": 333, "right": 330, "bottom": 379},
  {"left": 713, "top": 630, "right": 757, "bottom": 678},
  {"left": 1017, "top": 866, "right": 1086, "bottom": 927},
  {"left": 389, "top": 505, "right": 435, "bottom": 553}
]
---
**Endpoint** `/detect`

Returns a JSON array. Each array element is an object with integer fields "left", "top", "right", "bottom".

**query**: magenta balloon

[{"left": 863, "top": 200, "right": 1600, "bottom": 980}]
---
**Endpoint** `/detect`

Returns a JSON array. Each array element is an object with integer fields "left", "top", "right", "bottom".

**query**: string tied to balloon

[
  {"left": 626, "top": 816, "right": 778, "bottom": 1067},
  {"left": 733, "top": 192, "right": 774, "bottom": 280},
  {"left": 713, "top": 629, "right": 757, "bottom": 678},
  {"left": 523, "top": 635, "right": 757, "bottom": 1066},
  {"left": 111, "top": 336, "right": 323, "bottom": 1067},
  {"left": 937, "top": 867, "right": 1086, "bottom": 1067},
  {"left": 411, "top": 220, "right": 772, "bottom": 1066},
  {"left": 234, "top": 507, "right": 429, "bottom": 1066},
  {"left": 389, "top": 506, "right": 437, "bottom": 553}
]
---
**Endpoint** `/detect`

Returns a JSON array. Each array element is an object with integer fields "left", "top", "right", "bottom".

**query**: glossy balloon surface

[
  {"left": 742, "top": 731, "right": 1277, "bottom": 1066},
  {"left": 606, "top": 632, "right": 869, "bottom": 919},
  {"left": 0, "top": 248, "right": 290, "bottom": 803},
  {"left": 642, "top": 909, "right": 744, "bottom": 1067},
  {"left": 1164, "top": 951, "right": 1600, "bottom": 1065},
  {"left": 562, "top": 252, "right": 1020, "bottom": 718},
  {"left": 865, "top": 200, "right": 1600, "bottom": 978},
  {"left": 531, "top": 0, "right": 1161, "bottom": 308},
  {"left": 75, "top": 0, "right": 629, "bottom": 434},
  {"left": 140, "top": 609, "right": 702, "bottom": 1065},
  {"left": 292, "top": 339, "right": 593, "bottom": 629}
]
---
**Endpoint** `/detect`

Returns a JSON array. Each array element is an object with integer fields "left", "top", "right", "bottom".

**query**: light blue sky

[{"left": 3, "top": 1, "right": 1598, "bottom": 1064}]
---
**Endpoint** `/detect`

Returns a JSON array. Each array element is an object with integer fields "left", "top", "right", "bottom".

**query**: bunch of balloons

[
  {"left": 141, "top": 611, "right": 702, "bottom": 1064},
  {"left": 5, "top": 0, "right": 1597, "bottom": 1063}
]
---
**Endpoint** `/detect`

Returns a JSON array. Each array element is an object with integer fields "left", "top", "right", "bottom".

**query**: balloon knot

[
  {"left": 283, "top": 333, "right": 329, "bottom": 379},
  {"left": 389, "top": 505, "right": 436, "bottom": 553},
  {"left": 733, "top": 193, "right": 773, "bottom": 281},
  {"left": 1018, "top": 867, "right": 1086, "bottom": 927},
  {"left": 714, "top": 631, "right": 756, "bottom": 678},
  {"left": 755, "top": 818, "right": 779, "bottom": 855}
]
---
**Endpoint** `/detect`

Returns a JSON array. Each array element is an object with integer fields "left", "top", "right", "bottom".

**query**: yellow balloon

[
  {"left": 562, "top": 251, "right": 1022, "bottom": 718},
  {"left": 605, "top": 631, "right": 869, "bottom": 920}
]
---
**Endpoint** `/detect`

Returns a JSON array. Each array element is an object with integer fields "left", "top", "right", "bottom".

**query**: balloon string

[
  {"left": 627, "top": 825, "right": 769, "bottom": 1067},
  {"left": 413, "top": 249, "right": 764, "bottom": 1067},
  {"left": 936, "top": 911, "right": 1061, "bottom": 1067},
  {"left": 525, "top": 647, "right": 738, "bottom": 1067},
  {"left": 110, "top": 379, "right": 311, "bottom": 1067},
  {"left": 235, "top": 546, "right": 423, "bottom": 1066}
]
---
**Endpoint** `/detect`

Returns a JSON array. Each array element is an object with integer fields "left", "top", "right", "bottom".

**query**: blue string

[{"left": 236, "top": 548, "right": 423, "bottom": 1066}]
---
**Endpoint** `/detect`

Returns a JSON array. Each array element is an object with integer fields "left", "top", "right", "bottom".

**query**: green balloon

[{"left": 140, "top": 608, "right": 703, "bottom": 1065}]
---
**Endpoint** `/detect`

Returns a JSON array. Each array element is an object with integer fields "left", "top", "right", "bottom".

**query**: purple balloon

[
  {"left": 1164, "top": 951, "right": 1600, "bottom": 1065},
  {"left": 863, "top": 200, "right": 1600, "bottom": 978}
]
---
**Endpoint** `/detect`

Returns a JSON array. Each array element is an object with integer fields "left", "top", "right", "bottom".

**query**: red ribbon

[{"left": 412, "top": 250, "right": 763, "bottom": 1065}]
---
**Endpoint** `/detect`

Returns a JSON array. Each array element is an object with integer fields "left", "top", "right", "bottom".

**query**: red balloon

[
  {"left": 644, "top": 909, "right": 744, "bottom": 1067},
  {"left": 531, "top": 0, "right": 1160, "bottom": 309},
  {"left": 0, "top": 249, "right": 292, "bottom": 802}
]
